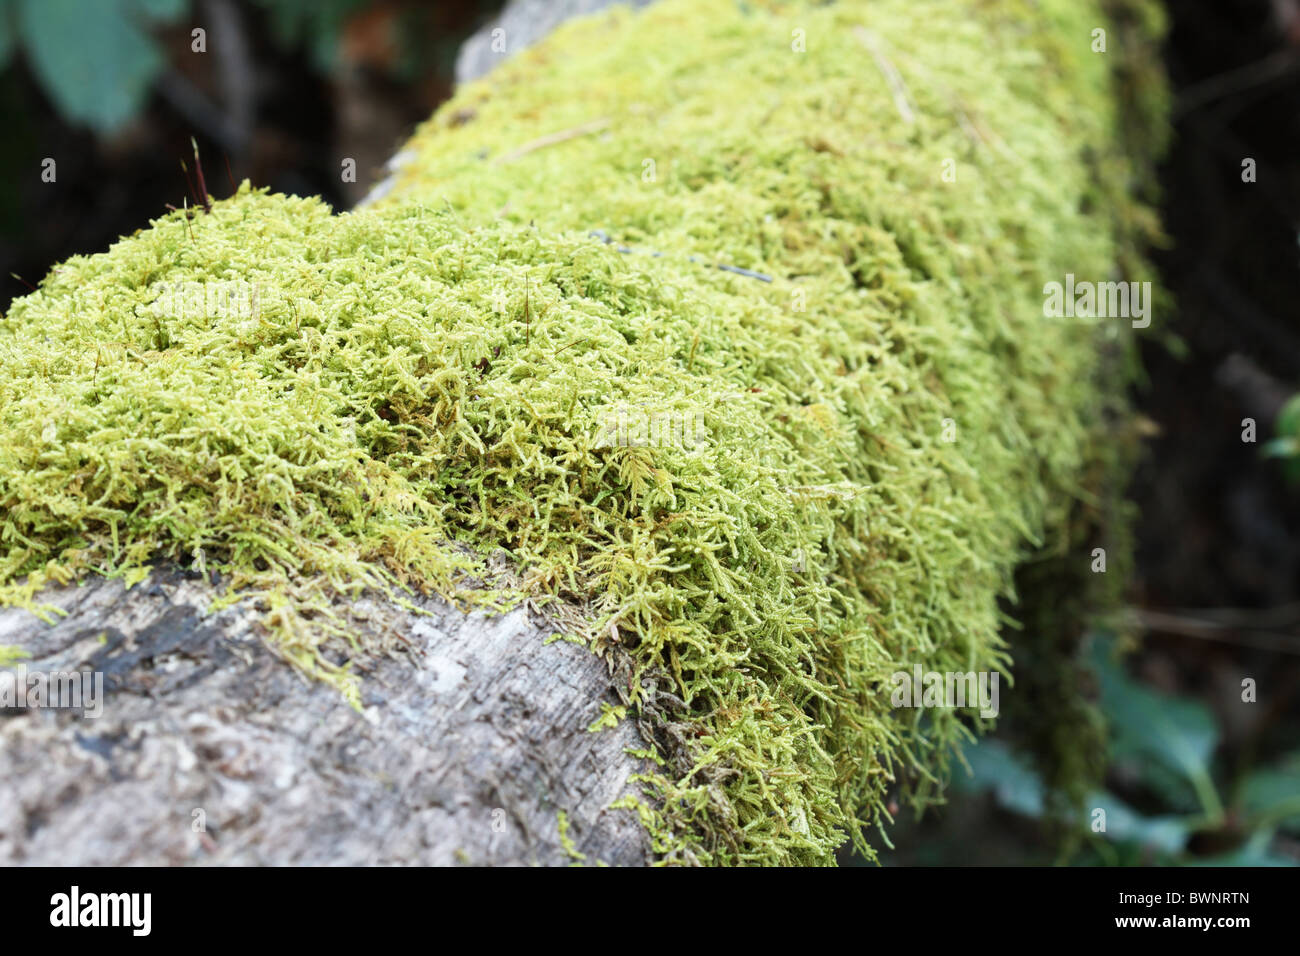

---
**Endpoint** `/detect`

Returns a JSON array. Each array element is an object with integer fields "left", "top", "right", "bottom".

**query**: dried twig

[
  {"left": 494, "top": 117, "right": 611, "bottom": 165},
  {"left": 1124, "top": 608, "right": 1300, "bottom": 656},
  {"left": 588, "top": 230, "right": 773, "bottom": 282},
  {"left": 1176, "top": 49, "right": 1300, "bottom": 118},
  {"left": 191, "top": 137, "right": 213, "bottom": 214},
  {"left": 854, "top": 27, "right": 916, "bottom": 125}
]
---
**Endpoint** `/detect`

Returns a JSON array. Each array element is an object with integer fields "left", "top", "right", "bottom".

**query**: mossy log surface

[{"left": 0, "top": 0, "right": 1166, "bottom": 864}]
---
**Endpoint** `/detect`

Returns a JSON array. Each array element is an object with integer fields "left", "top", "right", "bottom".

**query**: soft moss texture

[{"left": 0, "top": 0, "right": 1165, "bottom": 864}]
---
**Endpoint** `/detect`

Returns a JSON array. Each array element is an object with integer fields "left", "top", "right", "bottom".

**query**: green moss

[
  {"left": 0, "top": 0, "right": 1166, "bottom": 864},
  {"left": 556, "top": 809, "right": 588, "bottom": 863},
  {"left": 0, "top": 645, "right": 29, "bottom": 667}
]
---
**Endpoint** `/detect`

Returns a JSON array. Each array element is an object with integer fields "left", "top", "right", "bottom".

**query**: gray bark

[{"left": 0, "top": 571, "right": 650, "bottom": 865}]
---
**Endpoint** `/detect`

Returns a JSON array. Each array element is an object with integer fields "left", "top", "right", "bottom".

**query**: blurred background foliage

[
  {"left": 0, "top": 0, "right": 504, "bottom": 310},
  {"left": 877, "top": 635, "right": 1299, "bottom": 865},
  {"left": 0, "top": 0, "right": 1296, "bottom": 865}
]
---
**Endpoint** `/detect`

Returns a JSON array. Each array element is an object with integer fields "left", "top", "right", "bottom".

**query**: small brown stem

[
  {"left": 180, "top": 159, "right": 200, "bottom": 209},
  {"left": 1124, "top": 608, "right": 1300, "bottom": 656},
  {"left": 191, "top": 137, "right": 213, "bottom": 214}
]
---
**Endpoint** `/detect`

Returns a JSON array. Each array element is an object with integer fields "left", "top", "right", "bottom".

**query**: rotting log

[
  {"left": 0, "top": 0, "right": 1169, "bottom": 865},
  {"left": 0, "top": 572, "right": 648, "bottom": 865},
  {"left": 1, "top": 0, "right": 658, "bottom": 868}
]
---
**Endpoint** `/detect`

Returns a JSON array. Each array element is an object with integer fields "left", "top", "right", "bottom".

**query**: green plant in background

[
  {"left": 0, "top": 0, "right": 505, "bottom": 135},
  {"left": 0, "top": 0, "right": 375, "bottom": 137},
  {"left": 0, "top": 0, "right": 187, "bottom": 133},
  {"left": 958, "top": 635, "right": 1299, "bottom": 865},
  {"left": 1264, "top": 391, "right": 1300, "bottom": 482}
]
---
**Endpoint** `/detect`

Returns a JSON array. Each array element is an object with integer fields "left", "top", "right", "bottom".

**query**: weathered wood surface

[{"left": 0, "top": 572, "right": 649, "bottom": 865}]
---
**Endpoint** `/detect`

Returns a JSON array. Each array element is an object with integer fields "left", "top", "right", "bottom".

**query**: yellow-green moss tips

[{"left": 0, "top": 0, "right": 1166, "bottom": 864}]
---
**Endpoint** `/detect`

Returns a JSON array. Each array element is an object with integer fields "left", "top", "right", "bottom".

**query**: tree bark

[{"left": 0, "top": 572, "right": 649, "bottom": 865}]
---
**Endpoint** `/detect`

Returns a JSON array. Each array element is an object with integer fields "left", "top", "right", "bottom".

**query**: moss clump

[
  {"left": 0, "top": 0, "right": 1165, "bottom": 864},
  {"left": 0, "top": 646, "right": 28, "bottom": 667}
]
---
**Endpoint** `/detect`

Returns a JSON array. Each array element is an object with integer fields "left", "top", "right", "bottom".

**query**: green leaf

[
  {"left": 1263, "top": 436, "right": 1300, "bottom": 460},
  {"left": 1276, "top": 392, "right": 1300, "bottom": 441},
  {"left": 1187, "top": 829, "right": 1295, "bottom": 867},
  {"left": 18, "top": 0, "right": 164, "bottom": 132},
  {"left": 956, "top": 739, "right": 1045, "bottom": 818},
  {"left": 1091, "top": 639, "right": 1221, "bottom": 816},
  {"left": 1240, "top": 753, "right": 1300, "bottom": 836},
  {"left": 1087, "top": 789, "right": 1194, "bottom": 855}
]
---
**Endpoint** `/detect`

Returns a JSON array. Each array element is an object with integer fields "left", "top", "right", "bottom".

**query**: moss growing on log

[{"left": 0, "top": 0, "right": 1166, "bottom": 864}]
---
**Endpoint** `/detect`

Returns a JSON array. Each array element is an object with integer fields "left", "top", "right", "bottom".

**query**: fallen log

[{"left": 0, "top": 0, "right": 1168, "bottom": 865}]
